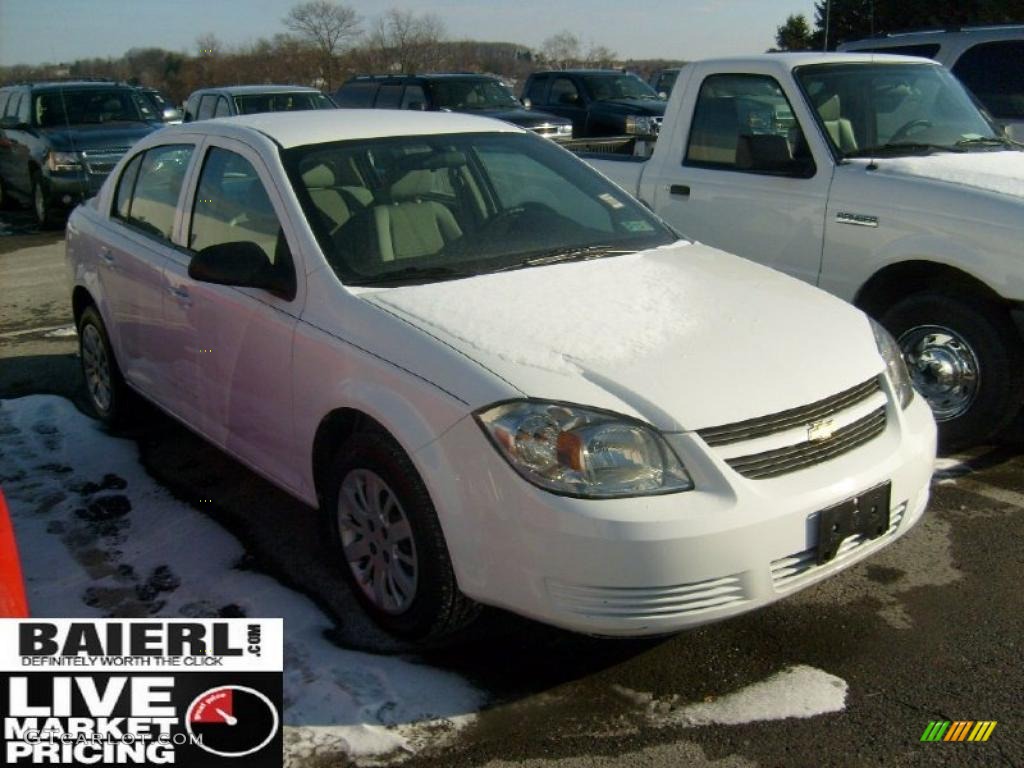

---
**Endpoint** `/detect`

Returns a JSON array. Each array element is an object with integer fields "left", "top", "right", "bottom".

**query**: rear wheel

[
  {"left": 879, "top": 291, "right": 1024, "bottom": 450},
  {"left": 78, "top": 306, "right": 130, "bottom": 427},
  {"left": 324, "top": 430, "right": 480, "bottom": 642}
]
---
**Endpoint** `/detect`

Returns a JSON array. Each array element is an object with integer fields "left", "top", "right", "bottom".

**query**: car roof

[
  {"left": 840, "top": 24, "right": 1024, "bottom": 49},
  {"left": 158, "top": 109, "right": 522, "bottom": 148},
  {"left": 191, "top": 85, "right": 322, "bottom": 97},
  {"left": 692, "top": 52, "right": 941, "bottom": 69},
  {"left": 344, "top": 73, "right": 498, "bottom": 83},
  {"left": 8, "top": 81, "right": 133, "bottom": 92},
  {"left": 531, "top": 69, "right": 632, "bottom": 76}
]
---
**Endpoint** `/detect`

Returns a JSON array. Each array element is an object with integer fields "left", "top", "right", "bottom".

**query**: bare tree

[
  {"left": 283, "top": 1, "right": 360, "bottom": 89},
  {"left": 541, "top": 31, "right": 580, "bottom": 69},
  {"left": 366, "top": 8, "right": 447, "bottom": 73},
  {"left": 584, "top": 43, "right": 617, "bottom": 68}
]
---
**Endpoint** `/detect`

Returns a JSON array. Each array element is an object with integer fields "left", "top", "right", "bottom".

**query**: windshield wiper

[
  {"left": 955, "top": 136, "right": 1017, "bottom": 150},
  {"left": 350, "top": 265, "right": 472, "bottom": 286},
  {"left": 846, "top": 142, "right": 966, "bottom": 158},
  {"left": 494, "top": 244, "right": 636, "bottom": 273}
]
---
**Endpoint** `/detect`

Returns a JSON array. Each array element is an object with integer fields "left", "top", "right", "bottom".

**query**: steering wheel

[
  {"left": 483, "top": 202, "right": 559, "bottom": 232},
  {"left": 889, "top": 119, "right": 933, "bottom": 143}
]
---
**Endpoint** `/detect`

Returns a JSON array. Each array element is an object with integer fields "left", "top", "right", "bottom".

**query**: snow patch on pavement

[
  {"left": 0, "top": 395, "right": 486, "bottom": 763},
  {"left": 615, "top": 665, "right": 847, "bottom": 728}
]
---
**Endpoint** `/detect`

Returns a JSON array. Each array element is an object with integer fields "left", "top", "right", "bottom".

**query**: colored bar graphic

[{"left": 921, "top": 720, "right": 996, "bottom": 743}]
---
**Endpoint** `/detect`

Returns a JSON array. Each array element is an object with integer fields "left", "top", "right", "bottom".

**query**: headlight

[
  {"left": 475, "top": 401, "right": 693, "bottom": 498},
  {"left": 625, "top": 115, "right": 658, "bottom": 136},
  {"left": 555, "top": 123, "right": 573, "bottom": 136},
  {"left": 46, "top": 151, "right": 81, "bottom": 172},
  {"left": 870, "top": 319, "right": 914, "bottom": 409}
]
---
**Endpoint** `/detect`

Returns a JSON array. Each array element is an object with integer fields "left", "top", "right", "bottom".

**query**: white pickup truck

[{"left": 584, "top": 53, "right": 1024, "bottom": 449}]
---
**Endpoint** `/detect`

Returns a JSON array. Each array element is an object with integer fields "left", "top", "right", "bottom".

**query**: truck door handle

[{"left": 669, "top": 184, "right": 690, "bottom": 198}]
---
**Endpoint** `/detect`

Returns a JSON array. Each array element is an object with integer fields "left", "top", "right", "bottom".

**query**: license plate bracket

[{"left": 816, "top": 482, "right": 892, "bottom": 565}]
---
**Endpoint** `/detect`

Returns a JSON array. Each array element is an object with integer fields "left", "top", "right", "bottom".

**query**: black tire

[
  {"left": 878, "top": 291, "right": 1024, "bottom": 451},
  {"left": 31, "top": 173, "right": 63, "bottom": 230},
  {"left": 0, "top": 174, "right": 10, "bottom": 210},
  {"left": 78, "top": 305, "right": 131, "bottom": 427},
  {"left": 324, "top": 430, "right": 480, "bottom": 642}
]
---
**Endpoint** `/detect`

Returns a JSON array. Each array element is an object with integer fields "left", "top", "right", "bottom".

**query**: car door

[
  {"left": 647, "top": 65, "right": 833, "bottom": 286},
  {"left": 174, "top": 139, "right": 305, "bottom": 492},
  {"left": 101, "top": 142, "right": 198, "bottom": 413},
  {"left": 1, "top": 92, "right": 32, "bottom": 197}
]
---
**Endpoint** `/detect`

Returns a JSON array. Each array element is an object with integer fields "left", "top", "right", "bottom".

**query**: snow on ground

[
  {"left": 614, "top": 665, "right": 847, "bottom": 728},
  {"left": 0, "top": 395, "right": 486, "bottom": 763}
]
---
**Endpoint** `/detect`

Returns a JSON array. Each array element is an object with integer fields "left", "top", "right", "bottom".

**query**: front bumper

[
  {"left": 417, "top": 389, "right": 937, "bottom": 637},
  {"left": 42, "top": 171, "right": 105, "bottom": 210}
]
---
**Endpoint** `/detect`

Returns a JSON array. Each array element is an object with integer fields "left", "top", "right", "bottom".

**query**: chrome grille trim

[
  {"left": 725, "top": 406, "right": 886, "bottom": 479},
  {"left": 548, "top": 575, "right": 747, "bottom": 619},
  {"left": 81, "top": 147, "right": 130, "bottom": 176},
  {"left": 699, "top": 377, "right": 882, "bottom": 447},
  {"left": 771, "top": 502, "right": 907, "bottom": 590}
]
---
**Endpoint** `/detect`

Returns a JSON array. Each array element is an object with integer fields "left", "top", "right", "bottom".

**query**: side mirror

[
  {"left": 521, "top": 97, "right": 533, "bottom": 110},
  {"left": 189, "top": 241, "right": 294, "bottom": 298},
  {"left": 658, "top": 91, "right": 669, "bottom": 100},
  {"left": 735, "top": 134, "right": 813, "bottom": 177}
]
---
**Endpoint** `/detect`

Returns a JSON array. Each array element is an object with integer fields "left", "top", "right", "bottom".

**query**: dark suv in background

[
  {"left": 183, "top": 85, "right": 335, "bottom": 121},
  {"left": 522, "top": 69, "right": 666, "bottom": 138},
  {"left": 335, "top": 74, "right": 573, "bottom": 139},
  {"left": 0, "top": 80, "right": 161, "bottom": 227}
]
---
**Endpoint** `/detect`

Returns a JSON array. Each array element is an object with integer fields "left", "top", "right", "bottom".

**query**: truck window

[
  {"left": 685, "top": 74, "right": 812, "bottom": 175},
  {"left": 335, "top": 81, "right": 378, "bottom": 108},
  {"left": 213, "top": 96, "right": 231, "bottom": 118},
  {"left": 401, "top": 84, "right": 427, "bottom": 110},
  {"left": 525, "top": 76, "right": 548, "bottom": 105},
  {"left": 549, "top": 77, "right": 581, "bottom": 106},
  {"left": 375, "top": 84, "right": 404, "bottom": 109},
  {"left": 953, "top": 41, "right": 1024, "bottom": 120},
  {"left": 197, "top": 95, "right": 217, "bottom": 120}
]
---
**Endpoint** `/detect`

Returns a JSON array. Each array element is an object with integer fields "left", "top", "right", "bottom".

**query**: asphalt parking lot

[{"left": 1, "top": 208, "right": 1021, "bottom": 767}]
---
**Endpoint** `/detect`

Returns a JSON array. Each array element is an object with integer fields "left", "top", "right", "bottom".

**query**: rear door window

[{"left": 953, "top": 41, "right": 1024, "bottom": 119}]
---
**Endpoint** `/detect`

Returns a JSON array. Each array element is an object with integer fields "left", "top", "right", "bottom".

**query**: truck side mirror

[{"left": 522, "top": 97, "right": 533, "bottom": 109}]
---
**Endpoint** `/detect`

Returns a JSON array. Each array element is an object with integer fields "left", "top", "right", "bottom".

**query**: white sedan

[{"left": 66, "top": 110, "right": 937, "bottom": 641}]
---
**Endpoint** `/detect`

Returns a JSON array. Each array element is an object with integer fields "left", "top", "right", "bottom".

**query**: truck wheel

[
  {"left": 78, "top": 306, "right": 131, "bottom": 427},
  {"left": 324, "top": 430, "right": 480, "bottom": 643},
  {"left": 31, "top": 174, "right": 63, "bottom": 229},
  {"left": 879, "top": 292, "right": 1024, "bottom": 451},
  {"left": 0, "top": 175, "right": 9, "bottom": 209}
]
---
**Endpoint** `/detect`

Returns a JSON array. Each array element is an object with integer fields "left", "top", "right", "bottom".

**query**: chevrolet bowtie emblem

[{"left": 807, "top": 418, "right": 836, "bottom": 442}]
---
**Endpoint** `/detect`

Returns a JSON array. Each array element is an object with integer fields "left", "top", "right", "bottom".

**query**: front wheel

[
  {"left": 878, "top": 292, "right": 1024, "bottom": 450},
  {"left": 324, "top": 430, "right": 480, "bottom": 642},
  {"left": 31, "top": 175, "right": 63, "bottom": 229},
  {"left": 78, "top": 306, "right": 131, "bottom": 427}
]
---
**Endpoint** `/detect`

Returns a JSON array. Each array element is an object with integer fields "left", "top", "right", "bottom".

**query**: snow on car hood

[
  {"left": 366, "top": 243, "right": 884, "bottom": 431},
  {"left": 875, "top": 150, "right": 1024, "bottom": 200}
]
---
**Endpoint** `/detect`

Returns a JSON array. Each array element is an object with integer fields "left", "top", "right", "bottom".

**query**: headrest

[
  {"left": 302, "top": 163, "right": 335, "bottom": 188},
  {"left": 817, "top": 94, "right": 841, "bottom": 122},
  {"left": 390, "top": 169, "right": 435, "bottom": 200}
]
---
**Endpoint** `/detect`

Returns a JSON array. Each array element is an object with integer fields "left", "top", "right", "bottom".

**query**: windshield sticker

[
  {"left": 599, "top": 193, "right": 626, "bottom": 209},
  {"left": 622, "top": 220, "right": 655, "bottom": 232}
]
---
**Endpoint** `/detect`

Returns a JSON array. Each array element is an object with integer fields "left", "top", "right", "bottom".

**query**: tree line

[
  {"left": 775, "top": 0, "right": 1024, "bottom": 51},
  {"left": 0, "top": 1, "right": 646, "bottom": 102}
]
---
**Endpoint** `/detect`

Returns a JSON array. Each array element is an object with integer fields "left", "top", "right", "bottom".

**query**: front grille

[
  {"left": 548, "top": 575, "right": 747, "bottom": 619},
  {"left": 81, "top": 147, "right": 130, "bottom": 176},
  {"left": 725, "top": 406, "right": 886, "bottom": 479},
  {"left": 771, "top": 502, "right": 906, "bottom": 590},
  {"left": 699, "top": 378, "right": 881, "bottom": 447}
]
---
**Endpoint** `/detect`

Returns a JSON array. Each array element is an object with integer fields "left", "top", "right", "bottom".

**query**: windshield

[
  {"left": 582, "top": 74, "right": 660, "bottom": 101},
  {"left": 234, "top": 92, "right": 334, "bottom": 115},
  {"left": 795, "top": 63, "right": 1003, "bottom": 158},
  {"left": 428, "top": 79, "right": 519, "bottom": 110},
  {"left": 33, "top": 88, "right": 147, "bottom": 127},
  {"left": 284, "top": 132, "right": 677, "bottom": 287}
]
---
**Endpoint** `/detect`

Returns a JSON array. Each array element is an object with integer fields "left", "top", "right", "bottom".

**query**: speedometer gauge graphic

[{"left": 185, "top": 685, "right": 280, "bottom": 758}]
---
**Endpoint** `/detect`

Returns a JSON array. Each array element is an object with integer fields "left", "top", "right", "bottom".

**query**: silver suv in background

[
  {"left": 839, "top": 25, "right": 1024, "bottom": 141},
  {"left": 183, "top": 85, "right": 336, "bottom": 121}
]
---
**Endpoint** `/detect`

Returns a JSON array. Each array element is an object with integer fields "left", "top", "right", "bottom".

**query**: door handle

[
  {"left": 669, "top": 184, "right": 690, "bottom": 198},
  {"left": 168, "top": 286, "right": 192, "bottom": 306},
  {"left": 99, "top": 247, "right": 115, "bottom": 264}
]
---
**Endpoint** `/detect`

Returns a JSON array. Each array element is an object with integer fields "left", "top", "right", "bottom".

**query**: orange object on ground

[{"left": 0, "top": 489, "right": 28, "bottom": 617}]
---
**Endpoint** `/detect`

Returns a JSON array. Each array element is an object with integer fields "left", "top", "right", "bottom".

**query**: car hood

[
  {"left": 873, "top": 150, "right": 1024, "bottom": 201},
  {"left": 462, "top": 107, "right": 571, "bottom": 128},
  {"left": 363, "top": 243, "right": 884, "bottom": 432},
  {"left": 40, "top": 123, "right": 158, "bottom": 152},
  {"left": 591, "top": 99, "right": 667, "bottom": 116}
]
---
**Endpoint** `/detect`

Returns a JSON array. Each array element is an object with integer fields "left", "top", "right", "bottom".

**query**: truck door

[{"left": 649, "top": 67, "right": 833, "bottom": 286}]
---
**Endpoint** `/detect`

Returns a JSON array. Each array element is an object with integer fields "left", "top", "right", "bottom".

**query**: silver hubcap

[
  {"left": 34, "top": 182, "right": 45, "bottom": 222},
  {"left": 337, "top": 469, "right": 418, "bottom": 615},
  {"left": 898, "top": 325, "right": 979, "bottom": 421},
  {"left": 81, "top": 324, "right": 112, "bottom": 414}
]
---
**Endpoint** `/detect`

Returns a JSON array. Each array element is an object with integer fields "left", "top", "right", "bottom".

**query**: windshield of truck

[
  {"left": 33, "top": 88, "right": 147, "bottom": 127},
  {"left": 233, "top": 92, "right": 334, "bottom": 114},
  {"left": 285, "top": 132, "right": 677, "bottom": 287},
  {"left": 583, "top": 74, "right": 661, "bottom": 101},
  {"left": 795, "top": 63, "right": 1007, "bottom": 158},
  {"left": 428, "top": 79, "right": 519, "bottom": 110}
]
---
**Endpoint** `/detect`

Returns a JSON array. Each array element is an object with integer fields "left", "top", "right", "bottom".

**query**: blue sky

[{"left": 0, "top": 0, "right": 818, "bottom": 66}]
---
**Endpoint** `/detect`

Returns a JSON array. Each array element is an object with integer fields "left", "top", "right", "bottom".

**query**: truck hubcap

[
  {"left": 337, "top": 469, "right": 418, "bottom": 615},
  {"left": 898, "top": 325, "right": 979, "bottom": 421},
  {"left": 34, "top": 183, "right": 46, "bottom": 223},
  {"left": 81, "top": 324, "right": 112, "bottom": 414}
]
